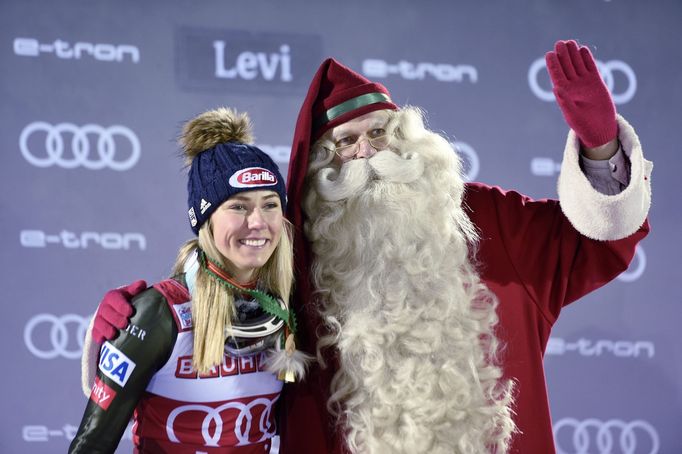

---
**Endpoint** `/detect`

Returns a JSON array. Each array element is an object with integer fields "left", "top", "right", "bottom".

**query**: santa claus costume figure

[{"left": 280, "top": 41, "right": 651, "bottom": 454}]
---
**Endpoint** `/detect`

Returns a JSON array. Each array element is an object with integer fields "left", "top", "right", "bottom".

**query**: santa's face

[{"left": 328, "top": 110, "right": 391, "bottom": 164}]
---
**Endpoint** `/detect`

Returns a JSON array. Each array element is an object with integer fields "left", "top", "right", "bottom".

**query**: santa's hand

[
  {"left": 545, "top": 40, "right": 617, "bottom": 148},
  {"left": 92, "top": 280, "right": 146, "bottom": 344}
]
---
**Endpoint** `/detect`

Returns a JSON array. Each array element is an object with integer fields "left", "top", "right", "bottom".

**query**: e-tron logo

[
  {"left": 22, "top": 424, "right": 78, "bottom": 442},
  {"left": 23, "top": 423, "right": 133, "bottom": 441},
  {"left": 617, "top": 245, "right": 646, "bottom": 283},
  {"left": 363, "top": 59, "right": 477, "bottom": 83},
  {"left": 20, "top": 122, "right": 140, "bottom": 170},
  {"left": 167, "top": 396, "right": 277, "bottom": 446},
  {"left": 553, "top": 418, "right": 659, "bottom": 454},
  {"left": 528, "top": 57, "right": 637, "bottom": 104},
  {"left": 546, "top": 337, "right": 655, "bottom": 359},
  {"left": 20, "top": 230, "right": 147, "bottom": 251},
  {"left": 24, "top": 313, "right": 90, "bottom": 359},
  {"left": 13, "top": 37, "right": 139, "bottom": 63},
  {"left": 451, "top": 141, "right": 480, "bottom": 182}
]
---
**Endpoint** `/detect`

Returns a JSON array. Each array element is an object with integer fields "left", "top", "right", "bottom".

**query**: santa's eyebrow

[{"left": 332, "top": 120, "right": 387, "bottom": 139}]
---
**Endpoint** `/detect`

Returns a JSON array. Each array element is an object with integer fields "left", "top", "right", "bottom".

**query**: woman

[{"left": 69, "top": 107, "right": 308, "bottom": 453}]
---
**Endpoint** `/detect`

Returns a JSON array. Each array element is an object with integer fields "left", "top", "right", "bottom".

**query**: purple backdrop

[{"left": 1, "top": 0, "right": 680, "bottom": 452}]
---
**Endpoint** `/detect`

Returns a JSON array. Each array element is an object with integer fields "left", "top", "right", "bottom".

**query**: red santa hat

[{"left": 285, "top": 58, "right": 397, "bottom": 328}]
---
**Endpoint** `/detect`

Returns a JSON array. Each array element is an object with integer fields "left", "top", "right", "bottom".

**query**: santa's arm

[
  {"left": 462, "top": 41, "right": 652, "bottom": 324},
  {"left": 546, "top": 40, "right": 651, "bottom": 239}
]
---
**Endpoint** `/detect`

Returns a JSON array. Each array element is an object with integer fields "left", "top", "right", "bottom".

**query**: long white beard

[{"left": 303, "top": 108, "right": 515, "bottom": 454}]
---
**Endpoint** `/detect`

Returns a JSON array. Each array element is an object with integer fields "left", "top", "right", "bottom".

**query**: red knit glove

[
  {"left": 91, "top": 280, "right": 146, "bottom": 344},
  {"left": 545, "top": 40, "right": 618, "bottom": 148}
]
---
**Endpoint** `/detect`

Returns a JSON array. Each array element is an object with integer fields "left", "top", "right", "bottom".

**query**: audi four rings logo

[
  {"left": 19, "top": 122, "right": 141, "bottom": 170},
  {"left": 528, "top": 57, "right": 637, "bottom": 104},
  {"left": 24, "top": 313, "right": 91, "bottom": 359},
  {"left": 553, "top": 418, "right": 659, "bottom": 454},
  {"left": 167, "top": 397, "right": 277, "bottom": 446}
]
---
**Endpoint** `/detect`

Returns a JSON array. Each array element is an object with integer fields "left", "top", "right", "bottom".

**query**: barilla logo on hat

[{"left": 229, "top": 167, "right": 277, "bottom": 188}]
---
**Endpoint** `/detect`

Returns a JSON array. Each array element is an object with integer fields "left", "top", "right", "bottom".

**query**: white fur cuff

[
  {"left": 558, "top": 115, "right": 652, "bottom": 240},
  {"left": 81, "top": 316, "right": 99, "bottom": 397}
]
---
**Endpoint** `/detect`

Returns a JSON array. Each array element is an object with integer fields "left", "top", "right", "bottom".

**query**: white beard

[{"left": 303, "top": 108, "right": 515, "bottom": 454}]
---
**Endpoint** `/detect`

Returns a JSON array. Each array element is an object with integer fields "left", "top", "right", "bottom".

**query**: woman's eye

[
  {"left": 229, "top": 204, "right": 246, "bottom": 211},
  {"left": 264, "top": 202, "right": 280, "bottom": 210}
]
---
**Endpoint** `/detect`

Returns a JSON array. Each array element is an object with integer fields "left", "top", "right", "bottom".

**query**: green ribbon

[
  {"left": 314, "top": 92, "right": 392, "bottom": 129},
  {"left": 197, "top": 250, "right": 297, "bottom": 334}
]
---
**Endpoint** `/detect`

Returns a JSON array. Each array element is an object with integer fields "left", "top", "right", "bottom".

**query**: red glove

[
  {"left": 91, "top": 280, "right": 147, "bottom": 344},
  {"left": 545, "top": 40, "right": 618, "bottom": 148}
]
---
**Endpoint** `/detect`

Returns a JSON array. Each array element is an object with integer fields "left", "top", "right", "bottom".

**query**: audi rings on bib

[
  {"left": 24, "top": 313, "right": 90, "bottom": 359},
  {"left": 528, "top": 57, "right": 637, "bottom": 105},
  {"left": 166, "top": 396, "right": 278, "bottom": 447},
  {"left": 19, "top": 122, "right": 140, "bottom": 170},
  {"left": 553, "top": 417, "right": 659, "bottom": 454}
]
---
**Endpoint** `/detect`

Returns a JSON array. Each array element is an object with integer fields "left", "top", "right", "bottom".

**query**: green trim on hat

[{"left": 314, "top": 92, "right": 392, "bottom": 130}]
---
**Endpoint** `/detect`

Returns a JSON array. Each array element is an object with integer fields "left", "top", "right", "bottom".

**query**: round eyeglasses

[{"left": 333, "top": 131, "right": 391, "bottom": 160}]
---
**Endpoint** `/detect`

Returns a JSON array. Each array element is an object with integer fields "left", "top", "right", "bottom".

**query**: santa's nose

[{"left": 355, "top": 138, "right": 377, "bottom": 159}]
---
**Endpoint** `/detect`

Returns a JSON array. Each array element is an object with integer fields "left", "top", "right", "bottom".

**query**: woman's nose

[{"left": 247, "top": 209, "right": 266, "bottom": 229}]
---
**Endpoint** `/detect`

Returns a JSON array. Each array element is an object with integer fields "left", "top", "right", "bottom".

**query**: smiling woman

[
  {"left": 210, "top": 191, "right": 284, "bottom": 283},
  {"left": 69, "top": 107, "right": 309, "bottom": 453}
]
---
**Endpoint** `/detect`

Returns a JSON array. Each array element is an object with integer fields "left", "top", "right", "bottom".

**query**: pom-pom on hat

[{"left": 183, "top": 107, "right": 286, "bottom": 235}]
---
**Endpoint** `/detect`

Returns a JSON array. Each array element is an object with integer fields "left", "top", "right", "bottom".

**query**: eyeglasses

[{"left": 332, "top": 128, "right": 391, "bottom": 160}]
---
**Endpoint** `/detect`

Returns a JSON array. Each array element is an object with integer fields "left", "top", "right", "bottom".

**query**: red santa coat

[{"left": 279, "top": 116, "right": 653, "bottom": 453}]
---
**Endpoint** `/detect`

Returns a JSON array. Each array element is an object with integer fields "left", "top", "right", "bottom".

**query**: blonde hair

[{"left": 172, "top": 216, "right": 295, "bottom": 374}]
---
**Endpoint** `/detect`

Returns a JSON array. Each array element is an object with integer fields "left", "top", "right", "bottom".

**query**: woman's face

[{"left": 210, "top": 190, "right": 283, "bottom": 283}]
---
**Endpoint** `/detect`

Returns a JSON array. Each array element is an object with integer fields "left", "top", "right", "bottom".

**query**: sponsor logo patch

[
  {"left": 171, "top": 302, "right": 193, "bottom": 330},
  {"left": 90, "top": 376, "right": 117, "bottom": 410},
  {"left": 228, "top": 167, "right": 277, "bottom": 188},
  {"left": 99, "top": 342, "right": 136, "bottom": 387},
  {"left": 175, "top": 352, "right": 268, "bottom": 379}
]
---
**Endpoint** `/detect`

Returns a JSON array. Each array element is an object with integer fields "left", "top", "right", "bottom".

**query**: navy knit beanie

[{"left": 183, "top": 108, "right": 287, "bottom": 235}]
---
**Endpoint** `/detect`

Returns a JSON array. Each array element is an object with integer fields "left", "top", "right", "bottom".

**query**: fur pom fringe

[
  {"left": 180, "top": 107, "right": 254, "bottom": 165},
  {"left": 263, "top": 347, "right": 314, "bottom": 381},
  {"left": 81, "top": 316, "right": 99, "bottom": 397}
]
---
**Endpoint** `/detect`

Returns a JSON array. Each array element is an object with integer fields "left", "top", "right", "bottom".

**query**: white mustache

[{"left": 313, "top": 150, "right": 425, "bottom": 202}]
